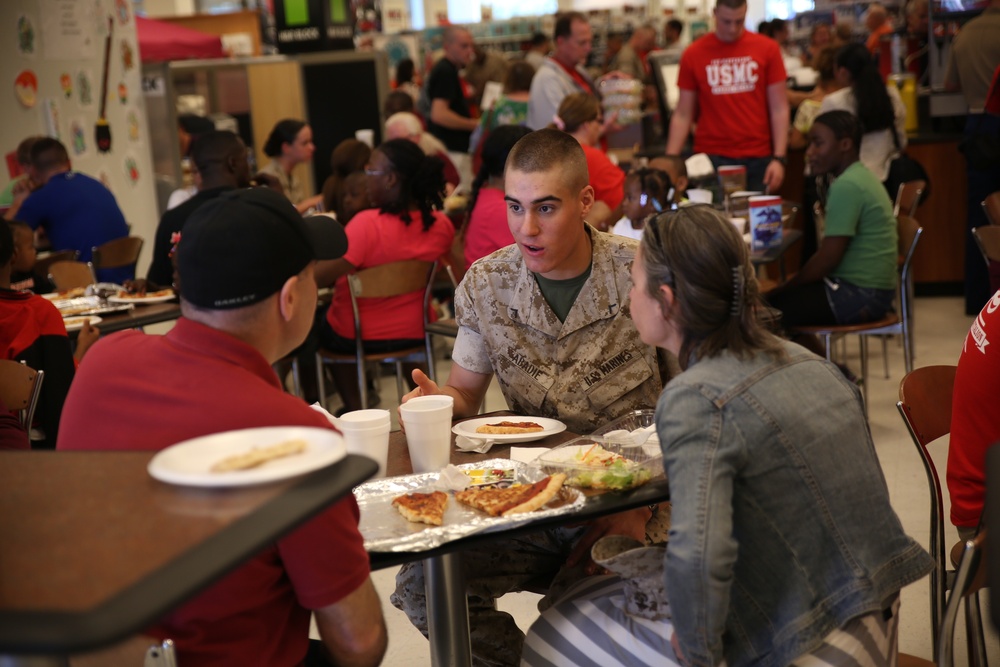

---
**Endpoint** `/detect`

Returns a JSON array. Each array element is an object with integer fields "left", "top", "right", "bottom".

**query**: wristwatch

[{"left": 771, "top": 156, "right": 787, "bottom": 166}]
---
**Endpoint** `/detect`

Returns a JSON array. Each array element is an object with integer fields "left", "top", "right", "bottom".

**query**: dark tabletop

[{"left": 0, "top": 451, "right": 376, "bottom": 656}]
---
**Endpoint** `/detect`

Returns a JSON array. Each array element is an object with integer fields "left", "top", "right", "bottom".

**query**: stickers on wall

[
  {"left": 115, "top": 0, "right": 130, "bottom": 25},
  {"left": 126, "top": 109, "right": 140, "bottom": 142},
  {"left": 42, "top": 98, "right": 60, "bottom": 141},
  {"left": 14, "top": 70, "right": 38, "bottom": 108},
  {"left": 59, "top": 72, "right": 72, "bottom": 99},
  {"left": 68, "top": 118, "right": 88, "bottom": 156},
  {"left": 17, "top": 15, "right": 36, "bottom": 56},
  {"left": 120, "top": 40, "right": 135, "bottom": 72},
  {"left": 123, "top": 154, "right": 139, "bottom": 186},
  {"left": 77, "top": 70, "right": 94, "bottom": 107},
  {"left": 118, "top": 82, "right": 128, "bottom": 104}
]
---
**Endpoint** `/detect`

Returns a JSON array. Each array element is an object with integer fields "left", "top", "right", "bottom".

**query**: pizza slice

[
  {"left": 475, "top": 420, "right": 544, "bottom": 435},
  {"left": 210, "top": 439, "right": 308, "bottom": 473},
  {"left": 455, "top": 473, "right": 566, "bottom": 517},
  {"left": 392, "top": 490, "right": 449, "bottom": 526}
]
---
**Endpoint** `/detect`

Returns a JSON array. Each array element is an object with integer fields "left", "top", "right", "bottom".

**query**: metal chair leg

[
  {"left": 315, "top": 353, "right": 327, "bottom": 409},
  {"left": 356, "top": 357, "right": 368, "bottom": 411},
  {"left": 290, "top": 358, "right": 303, "bottom": 398},
  {"left": 425, "top": 334, "right": 438, "bottom": 383},
  {"left": 859, "top": 335, "right": 869, "bottom": 416},
  {"left": 395, "top": 361, "right": 406, "bottom": 404},
  {"left": 881, "top": 335, "right": 890, "bottom": 379},
  {"left": 965, "top": 592, "right": 988, "bottom": 667}
]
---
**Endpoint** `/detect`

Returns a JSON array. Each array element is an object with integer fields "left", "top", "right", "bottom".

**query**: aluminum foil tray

[
  {"left": 52, "top": 296, "right": 134, "bottom": 317},
  {"left": 356, "top": 459, "right": 585, "bottom": 553}
]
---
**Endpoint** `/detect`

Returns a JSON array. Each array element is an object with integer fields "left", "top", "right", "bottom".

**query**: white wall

[
  {"left": 143, "top": 0, "right": 197, "bottom": 18},
  {"left": 1, "top": 0, "right": 159, "bottom": 276}
]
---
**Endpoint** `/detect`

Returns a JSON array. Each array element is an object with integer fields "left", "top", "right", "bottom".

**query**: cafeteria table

[
  {"left": 370, "top": 413, "right": 671, "bottom": 667},
  {"left": 0, "top": 450, "right": 377, "bottom": 666},
  {"left": 68, "top": 301, "right": 181, "bottom": 338},
  {"left": 750, "top": 228, "right": 802, "bottom": 281}
]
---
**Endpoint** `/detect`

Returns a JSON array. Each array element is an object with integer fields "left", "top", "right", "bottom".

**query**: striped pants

[{"left": 522, "top": 576, "right": 901, "bottom": 667}]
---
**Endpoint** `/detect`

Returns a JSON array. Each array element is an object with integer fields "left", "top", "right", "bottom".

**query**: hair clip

[
  {"left": 731, "top": 266, "right": 744, "bottom": 317},
  {"left": 552, "top": 115, "right": 566, "bottom": 131},
  {"left": 640, "top": 193, "right": 648, "bottom": 207},
  {"left": 650, "top": 197, "right": 663, "bottom": 213}
]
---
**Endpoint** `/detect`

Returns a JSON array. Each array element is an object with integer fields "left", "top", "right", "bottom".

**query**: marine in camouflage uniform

[{"left": 391, "top": 224, "right": 665, "bottom": 667}]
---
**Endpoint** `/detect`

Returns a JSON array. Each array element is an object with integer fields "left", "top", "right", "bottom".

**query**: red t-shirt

[
  {"left": 57, "top": 319, "right": 370, "bottom": 667},
  {"left": 464, "top": 188, "right": 514, "bottom": 269},
  {"left": 949, "top": 289, "right": 1000, "bottom": 529},
  {"left": 328, "top": 208, "right": 455, "bottom": 341},
  {"left": 582, "top": 144, "right": 625, "bottom": 211},
  {"left": 677, "top": 31, "right": 787, "bottom": 158}
]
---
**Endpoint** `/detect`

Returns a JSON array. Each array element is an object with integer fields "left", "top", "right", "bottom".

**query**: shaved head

[{"left": 506, "top": 129, "right": 589, "bottom": 192}]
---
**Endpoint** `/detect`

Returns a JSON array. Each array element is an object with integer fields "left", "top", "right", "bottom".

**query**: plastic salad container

[
  {"left": 532, "top": 436, "right": 663, "bottom": 491},
  {"left": 592, "top": 409, "right": 657, "bottom": 442}
]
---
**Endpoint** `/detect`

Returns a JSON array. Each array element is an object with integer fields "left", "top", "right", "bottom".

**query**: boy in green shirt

[{"left": 767, "top": 110, "right": 898, "bottom": 350}]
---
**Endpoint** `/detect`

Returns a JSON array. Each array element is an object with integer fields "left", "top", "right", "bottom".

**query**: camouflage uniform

[
  {"left": 452, "top": 226, "right": 661, "bottom": 433},
  {"left": 391, "top": 226, "right": 664, "bottom": 667}
]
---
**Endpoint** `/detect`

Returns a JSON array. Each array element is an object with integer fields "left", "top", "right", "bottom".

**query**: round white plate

[
  {"left": 148, "top": 426, "right": 346, "bottom": 487},
  {"left": 452, "top": 416, "right": 567, "bottom": 443},
  {"left": 63, "top": 315, "right": 102, "bottom": 331},
  {"left": 107, "top": 290, "right": 175, "bottom": 304}
]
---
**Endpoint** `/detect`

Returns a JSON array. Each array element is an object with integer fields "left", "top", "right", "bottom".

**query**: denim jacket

[{"left": 657, "top": 340, "right": 933, "bottom": 667}]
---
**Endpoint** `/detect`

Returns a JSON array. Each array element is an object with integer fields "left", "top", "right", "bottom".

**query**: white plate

[
  {"left": 452, "top": 416, "right": 567, "bottom": 443},
  {"left": 107, "top": 290, "right": 175, "bottom": 304},
  {"left": 148, "top": 426, "right": 346, "bottom": 487},
  {"left": 63, "top": 315, "right": 102, "bottom": 331}
]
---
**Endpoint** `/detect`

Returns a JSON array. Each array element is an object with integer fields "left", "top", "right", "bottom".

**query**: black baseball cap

[{"left": 178, "top": 188, "right": 347, "bottom": 309}]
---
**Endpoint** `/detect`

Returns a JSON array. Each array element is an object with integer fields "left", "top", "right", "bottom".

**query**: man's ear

[
  {"left": 579, "top": 184, "right": 596, "bottom": 218},
  {"left": 277, "top": 274, "right": 300, "bottom": 323}
]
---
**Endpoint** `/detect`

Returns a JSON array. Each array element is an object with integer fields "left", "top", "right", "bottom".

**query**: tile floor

[{"left": 330, "top": 295, "right": 998, "bottom": 666}]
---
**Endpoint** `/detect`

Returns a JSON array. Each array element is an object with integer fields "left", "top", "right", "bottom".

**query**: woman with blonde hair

[
  {"left": 552, "top": 93, "right": 625, "bottom": 230},
  {"left": 523, "top": 205, "right": 931, "bottom": 667}
]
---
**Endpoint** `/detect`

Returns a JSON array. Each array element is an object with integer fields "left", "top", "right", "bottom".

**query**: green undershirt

[{"left": 534, "top": 263, "right": 593, "bottom": 322}]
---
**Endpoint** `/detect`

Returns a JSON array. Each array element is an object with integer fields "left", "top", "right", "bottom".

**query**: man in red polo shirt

[
  {"left": 58, "top": 189, "right": 387, "bottom": 667},
  {"left": 666, "top": 0, "right": 789, "bottom": 193}
]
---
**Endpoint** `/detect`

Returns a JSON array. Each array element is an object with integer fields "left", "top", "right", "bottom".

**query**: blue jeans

[
  {"left": 824, "top": 277, "right": 895, "bottom": 325},
  {"left": 708, "top": 155, "right": 772, "bottom": 195}
]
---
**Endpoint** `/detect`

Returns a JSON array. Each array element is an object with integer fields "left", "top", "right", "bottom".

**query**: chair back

[
  {"left": 33, "top": 250, "right": 79, "bottom": 279},
  {"left": 983, "top": 191, "right": 1000, "bottom": 226},
  {"left": 47, "top": 260, "right": 96, "bottom": 291},
  {"left": 0, "top": 360, "right": 44, "bottom": 431},
  {"left": 937, "top": 530, "right": 988, "bottom": 667},
  {"left": 972, "top": 225, "right": 1000, "bottom": 264},
  {"left": 91, "top": 236, "right": 144, "bottom": 270},
  {"left": 894, "top": 180, "right": 927, "bottom": 218},
  {"left": 897, "top": 364, "right": 958, "bottom": 649},
  {"left": 346, "top": 260, "right": 437, "bottom": 352}
]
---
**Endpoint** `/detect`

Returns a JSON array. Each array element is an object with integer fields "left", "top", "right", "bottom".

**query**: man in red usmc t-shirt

[
  {"left": 666, "top": 0, "right": 789, "bottom": 194},
  {"left": 949, "top": 288, "right": 1000, "bottom": 541}
]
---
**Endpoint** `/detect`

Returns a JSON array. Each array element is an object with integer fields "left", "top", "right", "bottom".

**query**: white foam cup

[
  {"left": 687, "top": 188, "right": 713, "bottom": 204},
  {"left": 355, "top": 129, "right": 375, "bottom": 148},
  {"left": 337, "top": 409, "right": 391, "bottom": 477},
  {"left": 338, "top": 409, "right": 390, "bottom": 430},
  {"left": 399, "top": 395, "right": 454, "bottom": 473},
  {"left": 729, "top": 217, "right": 747, "bottom": 234}
]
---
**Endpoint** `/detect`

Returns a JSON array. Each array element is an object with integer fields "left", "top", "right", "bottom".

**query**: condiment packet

[
  {"left": 432, "top": 464, "right": 471, "bottom": 491},
  {"left": 455, "top": 434, "right": 495, "bottom": 453}
]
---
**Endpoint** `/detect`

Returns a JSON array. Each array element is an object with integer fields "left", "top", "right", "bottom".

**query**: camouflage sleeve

[{"left": 451, "top": 326, "right": 495, "bottom": 375}]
